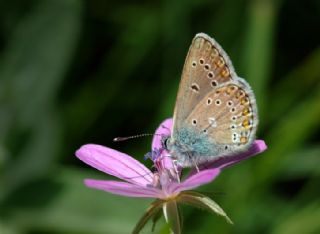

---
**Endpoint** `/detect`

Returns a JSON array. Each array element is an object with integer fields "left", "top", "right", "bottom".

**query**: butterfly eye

[
  {"left": 207, "top": 98, "right": 212, "bottom": 105},
  {"left": 192, "top": 61, "right": 197, "bottom": 67},
  {"left": 231, "top": 116, "right": 237, "bottom": 121},
  {"left": 204, "top": 64, "right": 210, "bottom": 70},
  {"left": 231, "top": 124, "right": 236, "bottom": 129},
  {"left": 203, "top": 129, "right": 208, "bottom": 134},
  {"left": 163, "top": 138, "right": 168, "bottom": 148},
  {"left": 224, "top": 146, "right": 228, "bottom": 150},
  {"left": 215, "top": 99, "right": 221, "bottom": 105},
  {"left": 199, "top": 58, "right": 204, "bottom": 65},
  {"left": 230, "top": 107, "right": 236, "bottom": 113},
  {"left": 192, "top": 119, "right": 197, "bottom": 125},
  {"left": 227, "top": 101, "right": 233, "bottom": 106}
]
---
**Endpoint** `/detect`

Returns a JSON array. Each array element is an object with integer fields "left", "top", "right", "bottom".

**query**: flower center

[{"left": 151, "top": 155, "right": 181, "bottom": 197}]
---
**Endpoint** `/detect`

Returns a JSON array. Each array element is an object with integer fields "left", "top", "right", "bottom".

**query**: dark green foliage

[{"left": 0, "top": 0, "right": 319, "bottom": 233}]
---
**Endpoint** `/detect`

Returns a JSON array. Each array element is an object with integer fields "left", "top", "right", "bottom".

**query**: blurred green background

[{"left": 0, "top": 0, "right": 319, "bottom": 233}]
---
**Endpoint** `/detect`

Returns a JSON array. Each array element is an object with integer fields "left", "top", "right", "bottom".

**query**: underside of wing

[
  {"left": 172, "top": 33, "right": 237, "bottom": 138},
  {"left": 186, "top": 80, "right": 258, "bottom": 154}
]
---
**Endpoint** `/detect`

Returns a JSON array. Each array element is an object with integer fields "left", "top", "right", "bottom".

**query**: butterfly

[{"left": 163, "top": 33, "right": 258, "bottom": 167}]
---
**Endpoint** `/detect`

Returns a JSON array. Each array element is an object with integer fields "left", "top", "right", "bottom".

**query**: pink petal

[
  {"left": 203, "top": 140, "right": 267, "bottom": 170},
  {"left": 161, "top": 155, "right": 176, "bottom": 171},
  {"left": 171, "top": 168, "right": 220, "bottom": 193},
  {"left": 152, "top": 118, "right": 173, "bottom": 150},
  {"left": 76, "top": 144, "right": 153, "bottom": 186},
  {"left": 84, "top": 179, "right": 162, "bottom": 198}
]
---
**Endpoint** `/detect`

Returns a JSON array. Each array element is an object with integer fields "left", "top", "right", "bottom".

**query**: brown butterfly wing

[
  {"left": 172, "top": 33, "right": 237, "bottom": 138},
  {"left": 169, "top": 33, "right": 258, "bottom": 167},
  {"left": 185, "top": 80, "right": 258, "bottom": 153}
]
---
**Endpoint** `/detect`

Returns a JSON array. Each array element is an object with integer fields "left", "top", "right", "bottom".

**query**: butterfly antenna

[{"left": 113, "top": 133, "right": 162, "bottom": 142}]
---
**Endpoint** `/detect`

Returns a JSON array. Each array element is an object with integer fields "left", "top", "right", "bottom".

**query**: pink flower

[{"left": 76, "top": 118, "right": 267, "bottom": 234}]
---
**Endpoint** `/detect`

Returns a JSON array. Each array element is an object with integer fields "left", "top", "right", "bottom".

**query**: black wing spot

[{"left": 190, "top": 83, "right": 200, "bottom": 93}]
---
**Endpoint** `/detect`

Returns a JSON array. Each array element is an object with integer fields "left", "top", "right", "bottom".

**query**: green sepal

[
  {"left": 132, "top": 199, "right": 165, "bottom": 234},
  {"left": 177, "top": 191, "right": 233, "bottom": 224},
  {"left": 163, "top": 200, "right": 182, "bottom": 234},
  {"left": 151, "top": 206, "right": 162, "bottom": 232}
]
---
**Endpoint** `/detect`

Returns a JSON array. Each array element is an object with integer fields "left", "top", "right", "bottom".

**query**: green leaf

[
  {"left": 0, "top": 0, "right": 82, "bottom": 202},
  {"left": 0, "top": 0, "right": 82, "bottom": 131},
  {"left": 280, "top": 146, "right": 320, "bottom": 178},
  {"left": 0, "top": 221, "right": 20, "bottom": 234},
  {"left": 0, "top": 112, "right": 62, "bottom": 203},
  {"left": 0, "top": 144, "right": 7, "bottom": 171},
  {"left": 269, "top": 47, "right": 320, "bottom": 123},
  {"left": 152, "top": 206, "right": 163, "bottom": 232},
  {"left": 257, "top": 84, "right": 320, "bottom": 183},
  {"left": 62, "top": 10, "right": 160, "bottom": 139},
  {"left": 271, "top": 202, "right": 320, "bottom": 234},
  {"left": 6, "top": 167, "right": 153, "bottom": 234},
  {"left": 242, "top": 0, "right": 280, "bottom": 124},
  {"left": 177, "top": 191, "right": 233, "bottom": 224}
]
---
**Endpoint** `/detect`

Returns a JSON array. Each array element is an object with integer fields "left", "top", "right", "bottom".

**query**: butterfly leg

[
  {"left": 172, "top": 159, "right": 181, "bottom": 183},
  {"left": 187, "top": 152, "right": 200, "bottom": 172}
]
